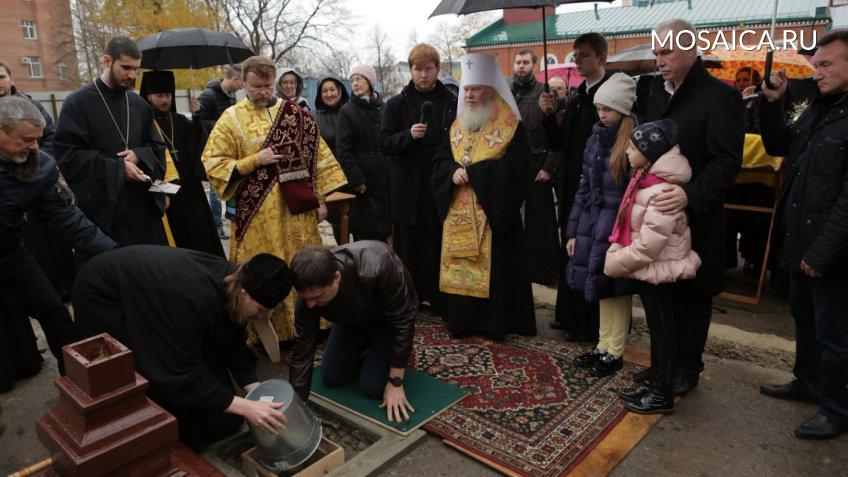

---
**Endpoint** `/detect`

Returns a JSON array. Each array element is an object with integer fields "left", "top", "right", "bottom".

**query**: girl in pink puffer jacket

[{"left": 604, "top": 119, "right": 701, "bottom": 416}]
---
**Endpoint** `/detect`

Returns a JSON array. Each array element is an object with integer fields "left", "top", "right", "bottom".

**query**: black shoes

[
  {"left": 574, "top": 348, "right": 604, "bottom": 368},
  {"left": 548, "top": 320, "right": 565, "bottom": 330},
  {"left": 760, "top": 380, "right": 820, "bottom": 404},
  {"left": 625, "top": 389, "right": 675, "bottom": 415},
  {"left": 589, "top": 353, "right": 623, "bottom": 378},
  {"left": 793, "top": 414, "right": 848, "bottom": 440},
  {"left": 617, "top": 382, "right": 653, "bottom": 402},
  {"left": 671, "top": 373, "right": 698, "bottom": 396}
]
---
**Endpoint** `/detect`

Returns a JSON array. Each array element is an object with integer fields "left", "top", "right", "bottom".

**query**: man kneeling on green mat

[{"left": 289, "top": 241, "right": 419, "bottom": 422}]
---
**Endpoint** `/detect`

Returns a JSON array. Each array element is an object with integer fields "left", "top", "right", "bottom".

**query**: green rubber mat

[{"left": 310, "top": 366, "right": 468, "bottom": 436}]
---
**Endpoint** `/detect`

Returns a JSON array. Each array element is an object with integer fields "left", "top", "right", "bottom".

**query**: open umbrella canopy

[
  {"left": 137, "top": 28, "right": 254, "bottom": 70},
  {"left": 535, "top": 62, "right": 582, "bottom": 88},
  {"left": 606, "top": 44, "right": 723, "bottom": 73},
  {"left": 430, "top": 0, "right": 613, "bottom": 17},
  {"left": 708, "top": 47, "right": 814, "bottom": 81}
]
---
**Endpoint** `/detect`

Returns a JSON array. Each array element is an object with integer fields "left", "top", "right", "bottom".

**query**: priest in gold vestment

[
  {"left": 202, "top": 56, "right": 347, "bottom": 360},
  {"left": 431, "top": 54, "right": 536, "bottom": 341}
]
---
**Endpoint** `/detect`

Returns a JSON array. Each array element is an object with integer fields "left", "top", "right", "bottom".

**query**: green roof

[{"left": 466, "top": 0, "right": 831, "bottom": 48}]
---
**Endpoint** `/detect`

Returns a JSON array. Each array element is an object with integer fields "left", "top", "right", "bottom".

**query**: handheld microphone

[{"left": 420, "top": 101, "right": 434, "bottom": 125}]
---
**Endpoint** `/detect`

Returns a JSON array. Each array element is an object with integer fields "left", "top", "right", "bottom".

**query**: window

[
  {"left": 21, "top": 57, "right": 43, "bottom": 78},
  {"left": 57, "top": 63, "right": 68, "bottom": 80},
  {"left": 545, "top": 54, "right": 558, "bottom": 66},
  {"left": 21, "top": 20, "right": 37, "bottom": 40}
]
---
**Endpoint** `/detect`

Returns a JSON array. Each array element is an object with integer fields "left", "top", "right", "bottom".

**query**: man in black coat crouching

[{"left": 0, "top": 96, "right": 116, "bottom": 385}]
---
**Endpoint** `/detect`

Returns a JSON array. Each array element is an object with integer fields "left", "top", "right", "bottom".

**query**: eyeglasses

[{"left": 246, "top": 85, "right": 274, "bottom": 93}]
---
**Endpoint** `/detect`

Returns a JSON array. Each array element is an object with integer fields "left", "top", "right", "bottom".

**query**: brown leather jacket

[{"left": 290, "top": 241, "right": 416, "bottom": 398}]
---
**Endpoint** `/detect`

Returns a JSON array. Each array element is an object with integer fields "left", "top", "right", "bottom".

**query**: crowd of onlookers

[{"left": 1, "top": 15, "right": 846, "bottom": 441}]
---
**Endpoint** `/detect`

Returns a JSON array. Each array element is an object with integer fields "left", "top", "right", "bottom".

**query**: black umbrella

[
  {"left": 137, "top": 28, "right": 254, "bottom": 70},
  {"left": 430, "top": 0, "right": 615, "bottom": 90}
]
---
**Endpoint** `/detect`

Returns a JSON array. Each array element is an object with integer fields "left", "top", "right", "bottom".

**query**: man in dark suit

[{"left": 634, "top": 19, "right": 744, "bottom": 399}]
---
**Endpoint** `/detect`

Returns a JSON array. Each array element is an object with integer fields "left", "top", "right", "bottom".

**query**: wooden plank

[
  {"left": 325, "top": 430, "right": 427, "bottom": 477},
  {"left": 568, "top": 412, "right": 662, "bottom": 477},
  {"left": 442, "top": 440, "right": 523, "bottom": 477}
]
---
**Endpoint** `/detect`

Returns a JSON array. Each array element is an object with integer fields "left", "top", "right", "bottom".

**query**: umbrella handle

[
  {"left": 541, "top": 7, "right": 549, "bottom": 93},
  {"left": 224, "top": 41, "right": 234, "bottom": 68},
  {"left": 764, "top": 50, "right": 774, "bottom": 89}
]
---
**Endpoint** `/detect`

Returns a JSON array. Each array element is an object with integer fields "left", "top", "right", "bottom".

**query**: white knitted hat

[{"left": 593, "top": 72, "right": 637, "bottom": 116}]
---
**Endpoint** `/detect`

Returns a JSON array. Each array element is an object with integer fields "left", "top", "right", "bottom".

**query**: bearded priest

[
  {"left": 431, "top": 54, "right": 536, "bottom": 341},
  {"left": 202, "top": 56, "right": 347, "bottom": 360}
]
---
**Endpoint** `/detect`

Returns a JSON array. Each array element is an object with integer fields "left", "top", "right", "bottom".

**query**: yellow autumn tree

[{"left": 96, "top": 0, "right": 234, "bottom": 90}]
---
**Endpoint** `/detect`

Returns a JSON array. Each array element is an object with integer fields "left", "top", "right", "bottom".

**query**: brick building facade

[
  {"left": 465, "top": 0, "right": 833, "bottom": 76},
  {"left": 0, "top": 0, "right": 79, "bottom": 92}
]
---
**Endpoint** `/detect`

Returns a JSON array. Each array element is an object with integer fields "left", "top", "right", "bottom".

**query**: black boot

[
  {"left": 793, "top": 414, "right": 848, "bottom": 440},
  {"left": 616, "top": 381, "right": 652, "bottom": 402},
  {"left": 625, "top": 388, "right": 675, "bottom": 415},
  {"left": 671, "top": 373, "right": 698, "bottom": 396},
  {"left": 574, "top": 348, "right": 604, "bottom": 369},
  {"left": 589, "top": 353, "right": 623, "bottom": 377}
]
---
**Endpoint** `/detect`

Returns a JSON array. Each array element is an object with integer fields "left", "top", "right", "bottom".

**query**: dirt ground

[{"left": 2, "top": 281, "right": 846, "bottom": 476}]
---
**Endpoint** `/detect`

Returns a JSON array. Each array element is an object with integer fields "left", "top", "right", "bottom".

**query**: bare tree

[
  {"left": 428, "top": 13, "right": 495, "bottom": 77},
  {"left": 316, "top": 47, "right": 359, "bottom": 79},
  {"left": 369, "top": 25, "right": 390, "bottom": 93},
  {"left": 428, "top": 21, "right": 461, "bottom": 76},
  {"left": 216, "top": 0, "right": 352, "bottom": 63},
  {"left": 66, "top": 0, "right": 116, "bottom": 83},
  {"left": 380, "top": 51, "right": 405, "bottom": 96},
  {"left": 406, "top": 29, "right": 420, "bottom": 52}
]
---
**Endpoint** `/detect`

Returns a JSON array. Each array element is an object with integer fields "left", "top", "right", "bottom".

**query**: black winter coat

[
  {"left": 636, "top": 58, "right": 744, "bottom": 296},
  {"left": 197, "top": 78, "right": 237, "bottom": 134},
  {"left": 380, "top": 80, "right": 456, "bottom": 225},
  {"left": 0, "top": 151, "right": 116, "bottom": 262},
  {"left": 311, "top": 75, "right": 349, "bottom": 157},
  {"left": 336, "top": 94, "right": 392, "bottom": 239},
  {"left": 760, "top": 92, "right": 848, "bottom": 275}
]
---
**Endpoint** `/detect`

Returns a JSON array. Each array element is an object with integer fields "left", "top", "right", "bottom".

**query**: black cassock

[
  {"left": 431, "top": 122, "right": 537, "bottom": 341},
  {"left": 155, "top": 111, "right": 225, "bottom": 258},
  {"left": 72, "top": 245, "right": 256, "bottom": 449},
  {"left": 54, "top": 79, "right": 167, "bottom": 247}
]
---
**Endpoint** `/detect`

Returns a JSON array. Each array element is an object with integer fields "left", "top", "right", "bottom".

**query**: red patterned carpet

[{"left": 410, "top": 315, "right": 644, "bottom": 477}]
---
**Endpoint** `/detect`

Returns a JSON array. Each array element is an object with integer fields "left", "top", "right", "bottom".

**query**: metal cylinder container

[{"left": 245, "top": 379, "right": 322, "bottom": 471}]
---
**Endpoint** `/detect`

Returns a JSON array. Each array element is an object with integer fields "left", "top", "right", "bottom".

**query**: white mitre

[{"left": 457, "top": 53, "right": 521, "bottom": 120}]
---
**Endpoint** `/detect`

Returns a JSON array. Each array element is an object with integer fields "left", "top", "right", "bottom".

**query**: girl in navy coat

[{"left": 564, "top": 73, "right": 637, "bottom": 377}]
